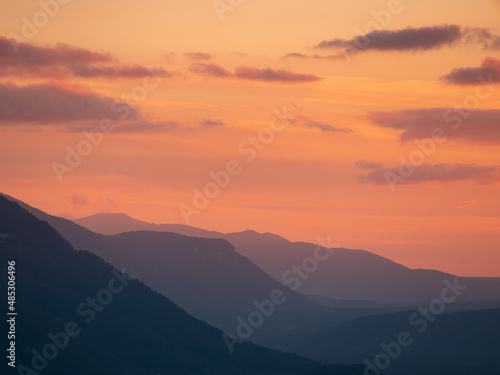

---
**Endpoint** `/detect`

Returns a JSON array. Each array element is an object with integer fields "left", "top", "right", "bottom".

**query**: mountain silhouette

[
  {"left": 76, "top": 212, "right": 222, "bottom": 238},
  {"left": 294, "top": 307, "right": 500, "bottom": 375},
  {"left": 74, "top": 211, "right": 500, "bottom": 306},
  {"left": 0, "top": 196, "right": 362, "bottom": 375},
  {"left": 1, "top": 195, "right": 332, "bottom": 343}
]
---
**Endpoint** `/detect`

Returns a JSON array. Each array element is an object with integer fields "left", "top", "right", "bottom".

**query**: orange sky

[{"left": 0, "top": 0, "right": 499, "bottom": 276}]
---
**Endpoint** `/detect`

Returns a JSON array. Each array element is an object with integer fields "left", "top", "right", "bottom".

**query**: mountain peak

[{"left": 79, "top": 212, "right": 138, "bottom": 220}]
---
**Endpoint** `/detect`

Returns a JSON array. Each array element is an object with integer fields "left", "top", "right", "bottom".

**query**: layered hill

[
  {"left": 0, "top": 196, "right": 361, "bottom": 375},
  {"left": 294, "top": 307, "right": 500, "bottom": 375},
  {"left": 74, "top": 211, "right": 500, "bottom": 306}
]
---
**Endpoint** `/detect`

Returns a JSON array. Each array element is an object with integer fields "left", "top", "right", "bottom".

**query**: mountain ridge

[
  {"left": 72, "top": 209, "right": 500, "bottom": 305},
  {"left": 0, "top": 195, "right": 362, "bottom": 375}
]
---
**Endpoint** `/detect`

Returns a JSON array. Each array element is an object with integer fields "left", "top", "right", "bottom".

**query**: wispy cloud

[
  {"left": 283, "top": 52, "right": 347, "bottom": 60},
  {"left": 108, "top": 121, "right": 180, "bottom": 133},
  {"left": 201, "top": 119, "right": 225, "bottom": 127},
  {"left": 69, "top": 119, "right": 226, "bottom": 134},
  {"left": 301, "top": 119, "right": 352, "bottom": 133},
  {"left": 369, "top": 108, "right": 500, "bottom": 144},
  {"left": 184, "top": 52, "right": 212, "bottom": 61},
  {"left": 458, "top": 200, "right": 477, "bottom": 209},
  {"left": 189, "top": 63, "right": 322, "bottom": 83},
  {"left": 69, "top": 65, "right": 171, "bottom": 79},
  {"left": 359, "top": 163, "right": 500, "bottom": 185},
  {"left": 355, "top": 160, "right": 383, "bottom": 169}
]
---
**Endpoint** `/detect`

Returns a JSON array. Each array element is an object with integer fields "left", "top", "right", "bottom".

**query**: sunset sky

[{"left": 1, "top": 0, "right": 499, "bottom": 276}]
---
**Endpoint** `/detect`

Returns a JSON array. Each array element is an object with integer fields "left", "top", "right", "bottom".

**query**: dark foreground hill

[
  {"left": 0, "top": 196, "right": 362, "bottom": 375},
  {"left": 294, "top": 307, "right": 500, "bottom": 375}
]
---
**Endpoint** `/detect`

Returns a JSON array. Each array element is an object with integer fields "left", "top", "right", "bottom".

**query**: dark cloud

[
  {"left": 189, "top": 63, "right": 322, "bottom": 83},
  {"left": 112, "top": 121, "right": 179, "bottom": 133},
  {"left": 234, "top": 66, "right": 322, "bottom": 82},
  {"left": 369, "top": 108, "right": 500, "bottom": 143},
  {"left": 283, "top": 53, "right": 308, "bottom": 59},
  {"left": 0, "top": 83, "right": 137, "bottom": 124},
  {"left": 184, "top": 52, "right": 212, "bottom": 61},
  {"left": 359, "top": 163, "right": 500, "bottom": 185},
  {"left": 189, "top": 63, "right": 232, "bottom": 78},
  {"left": 0, "top": 36, "right": 111, "bottom": 67},
  {"left": 201, "top": 119, "right": 225, "bottom": 127},
  {"left": 69, "top": 65, "right": 171, "bottom": 79},
  {"left": 0, "top": 36, "right": 170, "bottom": 79},
  {"left": 441, "top": 57, "right": 500, "bottom": 85},
  {"left": 70, "top": 119, "right": 227, "bottom": 134},
  {"left": 355, "top": 160, "right": 383, "bottom": 169},
  {"left": 301, "top": 120, "right": 352, "bottom": 133},
  {"left": 316, "top": 25, "right": 461, "bottom": 52},
  {"left": 314, "top": 25, "right": 500, "bottom": 55}
]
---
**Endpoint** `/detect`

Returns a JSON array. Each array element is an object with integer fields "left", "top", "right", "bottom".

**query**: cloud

[
  {"left": 70, "top": 119, "right": 226, "bottom": 134},
  {"left": 234, "top": 66, "right": 322, "bottom": 82},
  {"left": 69, "top": 65, "right": 171, "bottom": 79},
  {"left": 355, "top": 160, "right": 383, "bottom": 169},
  {"left": 283, "top": 53, "right": 309, "bottom": 59},
  {"left": 0, "top": 36, "right": 109, "bottom": 78},
  {"left": 69, "top": 194, "right": 90, "bottom": 206},
  {"left": 0, "top": 36, "right": 111, "bottom": 67},
  {"left": 283, "top": 52, "right": 346, "bottom": 60},
  {"left": 189, "top": 63, "right": 232, "bottom": 78},
  {"left": 189, "top": 63, "right": 322, "bottom": 83},
  {"left": 314, "top": 25, "right": 500, "bottom": 55},
  {"left": 65, "top": 194, "right": 118, "bottom": 213},
  {"left": 359, "top": 163, "right": 500, "bottom": 185},
  {"left": 441, "top": 57, "right": 500, "bottom": 85},
  {"left": 458, "top": 200, "right": 477, "bottom": 209},
  {"left": 287, "top": 116, "right": 353, "bottom": 133},
  {"left": 184, "top": 52, "right": 212, "bottom": 61},
  {"left": 369, "top": 108, "right": 500, "bottom": 143},
  {"left": 301, "top": 120, "right": 352, "bottom": 133},
  {"left": 0, "top": 83, "right": 137, "bottom": 124},
  {"left": 461, "top": 27, "right": 500, "bottom": 49},
  {"left": 0, "top": 36, "right": 170, "bottom": 79},
  {"left": 111, "top": 121, "right": 180, "bottom": 133},
  {"left": 201, "top": 119, "right": 225, "bottom": 127}
]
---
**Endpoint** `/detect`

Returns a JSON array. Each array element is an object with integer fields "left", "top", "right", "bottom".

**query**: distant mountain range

[
  {"left": 0, "top": 196, "right": 362, "bottom": 375},
  {"left": 74, "top": 212, "right": 500, "bottom": 306}
]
